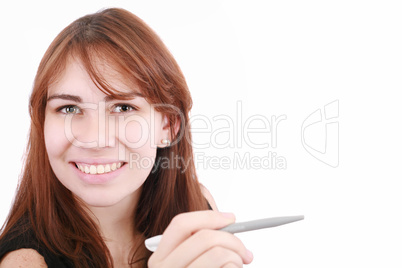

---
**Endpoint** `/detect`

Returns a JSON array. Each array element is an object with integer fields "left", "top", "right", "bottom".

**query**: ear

[{"left": 160, "top": 115, "right": 181, "bottom": 147}]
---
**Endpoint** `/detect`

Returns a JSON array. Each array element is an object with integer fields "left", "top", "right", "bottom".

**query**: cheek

[
  {"left": 121, "top": 116, "right": 162, "bottom": 150},
  {"left": 124, "top": 120, "right": 147, "bottom": 145},
  {"left": 120, "top": 116, "right": 163, "bottom": 169},
  {"left": 123, "top": 120, "right": 156, "bottom": 162},
  {"left": 44, "top": 116, "right": 70, "bottom": 159}
]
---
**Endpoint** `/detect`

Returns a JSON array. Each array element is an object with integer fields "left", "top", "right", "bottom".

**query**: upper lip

[{"left": 69, "top": 159, "right": 126, "bottom": 165}]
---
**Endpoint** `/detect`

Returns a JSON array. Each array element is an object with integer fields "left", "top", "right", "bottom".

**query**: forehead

[{"left": 48, "top": 57, "right": 140, "bottom": 98}]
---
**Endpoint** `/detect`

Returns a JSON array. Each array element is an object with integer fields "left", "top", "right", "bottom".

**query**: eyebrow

[
  {"left": 104, "top": 92, "right": 144, "bottom": 102},
  {"left": 47, "top": 94, "right": 82, "bottom": 102},
  {"left": 47, "top": 92, "right": 144, "bottom": 103}
]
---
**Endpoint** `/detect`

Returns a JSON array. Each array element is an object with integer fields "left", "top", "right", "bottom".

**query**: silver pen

[{"left": 145, "top": 215, "right": 304, "bottom": 252}]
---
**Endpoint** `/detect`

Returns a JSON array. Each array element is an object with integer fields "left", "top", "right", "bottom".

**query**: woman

[{"left": 0, "top": 8, "right": 253, "bottom": 268}]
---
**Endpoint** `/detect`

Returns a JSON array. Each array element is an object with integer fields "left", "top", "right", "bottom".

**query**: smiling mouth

[{"left": 74, "top": 162, "right": 126, "bottom": 175}]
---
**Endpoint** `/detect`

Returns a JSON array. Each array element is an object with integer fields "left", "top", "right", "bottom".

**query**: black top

[
  {"left": 0, "top": 223, "right": 74, "bottom": 267},
  {"left": 0, "top": 203, "right": 213, "bottom": 267}
]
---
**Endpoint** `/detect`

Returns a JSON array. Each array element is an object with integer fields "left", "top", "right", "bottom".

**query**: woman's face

[{"left": 44, "top": 59, "right": 168, "bottom": 207}]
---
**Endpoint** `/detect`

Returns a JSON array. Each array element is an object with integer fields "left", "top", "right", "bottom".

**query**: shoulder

[
  {"left": 0, "top": 248, "right": 47, "bottom": 267},
  {"left": 199, "top": 183, "right": 219, "bottom": 211}
]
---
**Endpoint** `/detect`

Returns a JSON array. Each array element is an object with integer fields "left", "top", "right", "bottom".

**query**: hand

[{"left": 148, "top": 210, "right": 253, "bottom": 268}]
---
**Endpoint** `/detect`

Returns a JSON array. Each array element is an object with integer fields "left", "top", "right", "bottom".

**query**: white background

[{"left": 0, "top": 1, "right": 401, "bottom": 267}]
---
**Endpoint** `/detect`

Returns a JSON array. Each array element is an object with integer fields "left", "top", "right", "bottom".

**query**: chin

[
  {"left": 82, "top": 198, "right": 120, "bottom": 208},
  {"left": 74, "top": 189, "right": 132, "bottom": 208}
]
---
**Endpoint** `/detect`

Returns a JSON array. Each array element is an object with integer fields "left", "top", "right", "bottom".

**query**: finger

[
  {"left": 163, "top": 229, "right": 253, "bottom": 267},
  {"left": 222, "top": 263, "right": 240, "bottom": 268},
  {"left": 187, "top": 246, "right": 243, "bottom": 268},
  {"left": 151, "top": 210, "right": 236, "bottom": 261}
]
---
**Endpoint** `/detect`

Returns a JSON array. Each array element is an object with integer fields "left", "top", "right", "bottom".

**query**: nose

[{"left": 65, "top": 105, "right": 114, "bottom": 149}]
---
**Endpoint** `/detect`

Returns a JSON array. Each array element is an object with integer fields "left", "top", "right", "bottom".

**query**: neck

[
  {"left": 87, "top": 193, "right": 139, "bottom": 244},
  {"left": 85, "top": 191, "right": 141, "bottom": 267}
]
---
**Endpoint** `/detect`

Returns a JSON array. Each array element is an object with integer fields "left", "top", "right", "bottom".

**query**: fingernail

[
  {"left": 220, "top": 212, "right": 235, "bottom": 220},
  {"left": 246, "top": 249, "right": 254, "bottom": 262}
]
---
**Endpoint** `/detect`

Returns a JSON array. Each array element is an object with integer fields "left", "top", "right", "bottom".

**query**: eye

[
  {"left": 58, "top": 105, "right": 82, "bottom": 114},
  {"left": 111, "top": 104, "right": 136, "bottom": 113}
]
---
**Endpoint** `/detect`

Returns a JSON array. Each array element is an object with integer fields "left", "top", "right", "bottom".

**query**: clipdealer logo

[
  {"left": 190, "top": 101, "right": 287, "bottom": 170},
  {"left": 61, "top": 99, "right": 339, "bottom": 170},
  {"left": 301, "top": 100, "right": 339, "bottom": 168}
]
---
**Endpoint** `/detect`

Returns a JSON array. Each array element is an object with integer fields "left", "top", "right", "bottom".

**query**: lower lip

[{"left": 71, "top": 163, "right": 126, "bottom": 184}]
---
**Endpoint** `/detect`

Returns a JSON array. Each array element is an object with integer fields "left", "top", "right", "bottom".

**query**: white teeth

[
  {"left": 104, "top": 164, "right": 111, "bottom": 172},
  {"left": 90, "top": 165, "right": 97, "bottom": 174},
  {"left": 97, "top": 165, "right": 105, "bottom": 174},
  {"left": 77, "top": 162, "right": 123, "bottom": 175},
  {"left": 111, "top": 163, "right": 117, "bottom": 171}
]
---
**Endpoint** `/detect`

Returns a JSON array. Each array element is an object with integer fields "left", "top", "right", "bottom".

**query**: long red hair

[{"left": 0, "top": 8, "right": 208, "bottom": 267}]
